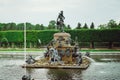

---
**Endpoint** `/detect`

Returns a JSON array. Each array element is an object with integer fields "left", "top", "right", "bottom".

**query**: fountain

[{"left": 22, "top": 11, "right": 90, "bottom": 69}]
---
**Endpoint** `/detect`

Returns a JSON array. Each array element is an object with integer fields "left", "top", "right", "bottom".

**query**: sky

[{"left": 0, "top": 0, "right": 120, "bottom": 28}]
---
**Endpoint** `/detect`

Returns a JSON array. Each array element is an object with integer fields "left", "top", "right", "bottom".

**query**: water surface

[{"left": 0, "top": 52, "right": 120, "bottom": 80}]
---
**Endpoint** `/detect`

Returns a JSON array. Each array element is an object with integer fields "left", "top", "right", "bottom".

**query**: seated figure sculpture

[
  {"left": 49, "top": 48, "right": 60, "bottom": 63},
  {"left": 26, "top": 55, "right": 36, "bottom": 64}
]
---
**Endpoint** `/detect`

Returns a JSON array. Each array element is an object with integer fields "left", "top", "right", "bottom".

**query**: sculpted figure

[{"left": 57, "top": 11, "right": 65, "bottom": 32}]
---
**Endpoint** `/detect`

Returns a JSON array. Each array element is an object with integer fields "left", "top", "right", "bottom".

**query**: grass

[
  {"left": 81, "top": 49, "right": 120, "bottom": 52},
  {"left": 0, "top": 48, "right": 44, "bottom": 52},
  {"left": 80, "top": 48, "right": 120, "bottom": 52}
]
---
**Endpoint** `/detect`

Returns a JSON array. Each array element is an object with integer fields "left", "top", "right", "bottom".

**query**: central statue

[
  {"left": 22, "top": 11, "right": 90, "bottom": 70},
  {"left": 56, "top": 11, "right": 65, "bottom": 32}
]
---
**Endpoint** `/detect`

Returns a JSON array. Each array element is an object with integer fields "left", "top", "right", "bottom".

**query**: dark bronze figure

[{"left": 56, "top": 11, "right": 65, "bottom": 32}]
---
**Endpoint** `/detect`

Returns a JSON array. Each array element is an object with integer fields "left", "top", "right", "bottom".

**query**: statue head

[{"left": 60, "top": 10, "right": 63, "bottom": 14}]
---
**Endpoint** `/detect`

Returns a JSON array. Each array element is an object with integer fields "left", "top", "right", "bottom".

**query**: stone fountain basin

[{"left": 22, "top": 56, "right": 90, "bottom": 69}]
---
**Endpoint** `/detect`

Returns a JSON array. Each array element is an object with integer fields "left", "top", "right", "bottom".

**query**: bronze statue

[{"left": 57, "top": 11, "right": 65, "bottom": 32}]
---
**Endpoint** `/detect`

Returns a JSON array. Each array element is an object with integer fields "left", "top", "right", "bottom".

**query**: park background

[
  {"left": 0, "top": 0, "right": 120, "bottom": 51},
  {"left": 0, "top": 20, "right": 120, "bottom": 51}
]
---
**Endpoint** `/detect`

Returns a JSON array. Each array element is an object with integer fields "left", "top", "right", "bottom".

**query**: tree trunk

[
  {"left": 33, "top": 43, "right": 36, "bottom": 48},
  {"left": 3, "top": 43, "right": 5, "bottom": 48},
  {"left": 108, "top": 42, "right": 113, "bottom": 49},
  {"left": 12, "top": 42, "right": 15, "bottom": 48},
  {"left": 29, "top": 42, "right": 32, "bottom": 48},
  {"left": 0, "top": 42, "right": 1, "bottom": 48},
  {"left": 90, "top": 42, "right": 94, "bottom": 49}
]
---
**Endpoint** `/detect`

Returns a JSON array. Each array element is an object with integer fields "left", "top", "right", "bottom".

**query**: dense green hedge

[
  {"left": 26, "top": 30, "right": 57, "bottom": 44},
  {"left": 0, "top": 29, "right": 120, "bottom": 45},
  {"left": 0, "top": 31, "right": 24, "bottom": 42},
  {"left": 66, "top": 29, "right": 120, "bottom": 42}
]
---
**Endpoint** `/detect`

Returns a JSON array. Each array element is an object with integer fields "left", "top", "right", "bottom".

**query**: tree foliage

[
  {"left": 0, "top": 22, "right": 46, "bottom": 31},
  {"left": 98, "top": 19, "right": 120, "bottom": 29},
  {"left": 90, "top": 22, "right": 95, "bottom": 29},
  {"left": 107, "top": 19, "right": 117, "bottom": 29},
  {"left": 76, "top": 22, "right": 81, "bottom": 29},
  {"left": 48, "top": 20, "right": 56, "bottom": 29},
  {"left": 83, "top": 23, "right": 88, "bottom": 29},
  {"left": 0, "top": 19, "right": 120, "bottom": 30},
  {"left": 67, "top": 24, "right": 71, "bottom": 29}
]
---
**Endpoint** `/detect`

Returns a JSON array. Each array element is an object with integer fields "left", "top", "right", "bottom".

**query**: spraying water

[
  {"left": 22, "top": 23, "right": 32, "bottom": 80},
  {"left": 83, "top": 56, "right": 95, "bottom": 63}
]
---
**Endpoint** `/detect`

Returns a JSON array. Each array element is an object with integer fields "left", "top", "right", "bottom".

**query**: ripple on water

[
  {"left": 0, "top": 54, "right": 120, "bottom": 80},
  {"left": 82, "top": 62, "right": 120, "bottom": 80}
]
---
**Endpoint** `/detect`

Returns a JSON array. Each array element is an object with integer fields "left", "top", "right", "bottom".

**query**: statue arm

[
  {"left": 57, "top": 17, "right": 59, "bottom": 21},
  {"left": 63, "top": 15, "right": 65, "bottom": 19},
  {"left": 57, "top": 14, "right": 60, "bottom": 21}
]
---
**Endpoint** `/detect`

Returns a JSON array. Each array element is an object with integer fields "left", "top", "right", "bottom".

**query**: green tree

[
  {"left": 98, "top": 24, "right": 107, "bottom": 29},
  {"left": 40, "top": 24, "right": 45, "bottom": 30},
  {"left": 90, "top": 22, "right": 95, "bottom": 29},
  {"left": 0, "top": 24, "right": 1, "bottom": 31},
  {"left": 17, "top": 23, "right": 24, "bottom": 30},
  {"left": 1, "top": 23, "right": 7, "bottom": 30},
  {"left": 48, "top": 20, "right": 56, "bottom": 29},
  {"left": 26, "top": 22, "right": 34, "bottom": 30},
  {"left": 118, "top": 22, "right": 120, "bottom": 28},
  {"left": 76, "top": 22, "right": 81, "bottom": 29},
  {"left": 35, "top": 24, "right": 44, "bottom": 30},
  {"left": 83, "top": 23, "right": 88, "bottom": 29},
  {"left": 35, "top": 24, "right": 41, "bottom": 30},
  {"left": 0, "top": 23, "right": 4, "bottom": 31},
  {"left": 67, "top": 24, "right": 71, "bottom": 29},
  {"left": 10, "top": 23, "right": 17, "bottom": 30},
  {"left": 107, "top": 19, "right": 117, "bottom": 29}
]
